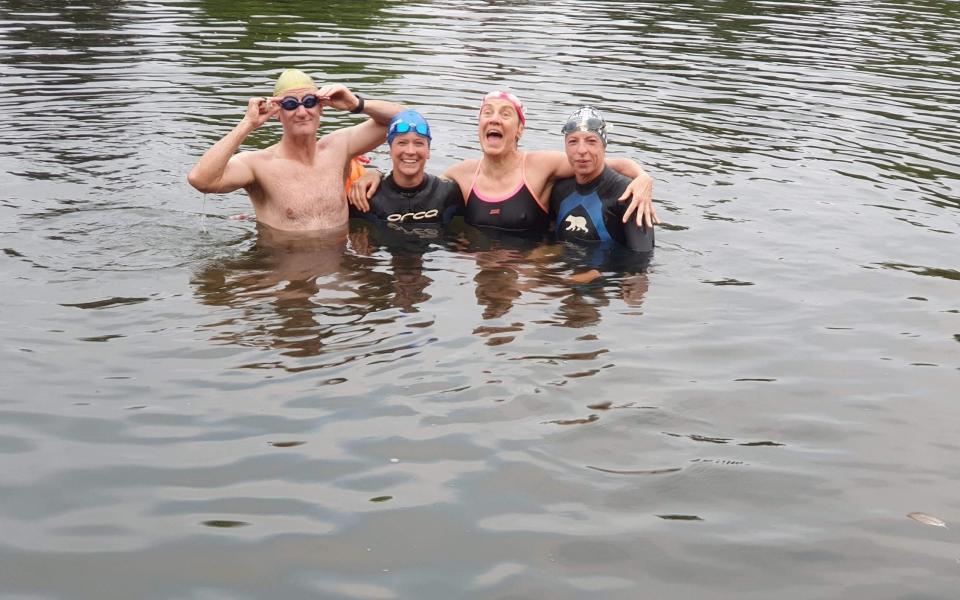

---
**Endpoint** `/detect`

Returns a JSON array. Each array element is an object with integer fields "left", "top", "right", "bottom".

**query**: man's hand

[
  {"left": 242, "top": 97, "right": 281, "bottom": 129},
  {"left": 317, "top": 84, "right": 361, "bottom": 113},
  {"left": 347, "top": 169, "right": 383, "bottom": 212},
  {"left": 619, "top": 172, "right": 659, "bottom": 229}
]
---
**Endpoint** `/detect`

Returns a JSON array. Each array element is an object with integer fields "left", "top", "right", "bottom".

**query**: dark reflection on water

[{"left": 2, "top": 0, "right": 960, "bottom": 598}]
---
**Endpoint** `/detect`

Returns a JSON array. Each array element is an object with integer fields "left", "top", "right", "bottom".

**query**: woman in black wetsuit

[{"left": 348, "top": 109, "right": 463, "bottom": 229}]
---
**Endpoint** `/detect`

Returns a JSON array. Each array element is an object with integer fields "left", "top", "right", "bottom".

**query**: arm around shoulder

[
  {"left": 606, "top": 156, "right": 646, "bottom": 179},
  {"left": 610, "top": 159, "right": 658, "bottom": 228}
]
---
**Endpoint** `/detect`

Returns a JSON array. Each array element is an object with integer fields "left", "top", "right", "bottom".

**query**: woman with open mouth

[{"left": 440, "top": 91, "right": 656, "bottom": 236}]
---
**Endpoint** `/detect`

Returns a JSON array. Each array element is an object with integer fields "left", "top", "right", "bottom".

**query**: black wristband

[{"left": 350, "top": 94, "right": 365, "bottom": 114}]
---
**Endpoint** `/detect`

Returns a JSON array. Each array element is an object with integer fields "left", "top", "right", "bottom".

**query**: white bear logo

[{"left": 565, "top": 215, "right": 589, "bottom": 233}]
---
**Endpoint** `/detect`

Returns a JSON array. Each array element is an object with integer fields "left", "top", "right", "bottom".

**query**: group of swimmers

[{"left": 187, "top": 68, "right": 659, "bottom": 253}]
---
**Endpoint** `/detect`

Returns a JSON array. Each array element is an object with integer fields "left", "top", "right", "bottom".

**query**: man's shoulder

[
  {"left": 315, "top": 130, "right": 346, "bottom": 149},
  {"left": 235, "top": 145, "right": 275, "bottom": 162}
]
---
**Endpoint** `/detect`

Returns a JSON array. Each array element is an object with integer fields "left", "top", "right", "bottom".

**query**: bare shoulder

[
  {"left": 225, "top": 149, "right": 265, "bottom": 180},
  {"left": 524, "top": 150, "right": 569, "bottom": 179},
  {"left": 317, "top": 127, "right": 352, "bottom": 152},
  {"left": 442, "top": 158, "right": 478, "bottom": 184},
  {"left": 236, "top": 145, "right": 276, "bottom": 164}
]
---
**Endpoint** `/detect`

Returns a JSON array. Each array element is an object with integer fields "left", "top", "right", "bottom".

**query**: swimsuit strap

[
  {"left": 467, "top": 157, "right": 484, "bottom": 203},
  {"left": 520, "top": 152, "right": 544, "bottom": 209},
  {"left": 468, "top": 152, "right": 540, "bottom": 205}
]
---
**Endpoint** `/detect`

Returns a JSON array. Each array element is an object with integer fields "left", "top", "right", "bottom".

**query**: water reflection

[
  {"left": 195, "top": 0, "right": 392, "bottom": 35},
  {"left": 191, "top": 223, "right": 359, "bottom": 359},
  {"left": 347, "top": 219, "right": 441, "bottom": 314},
  {"left": 2, "top": 0, "right": 131, "bottom": 68},
  {"left": 454, "top": 227, "right": 652, "bottom": 327},
  {"left": 191, "top": 219, "right": 652, "bottom": 358},
  {"left": 3, "top": 1, "right": 960, "bottom": 597}
]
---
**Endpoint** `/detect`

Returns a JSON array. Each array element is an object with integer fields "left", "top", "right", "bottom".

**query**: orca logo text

[{"left": 387, "top": 209, "right": 439, "bottom": 223}]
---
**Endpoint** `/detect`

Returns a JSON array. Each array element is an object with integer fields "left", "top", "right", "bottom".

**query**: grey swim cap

[{"left": 560, "top": 106, "right": 609, "bottom": 146}]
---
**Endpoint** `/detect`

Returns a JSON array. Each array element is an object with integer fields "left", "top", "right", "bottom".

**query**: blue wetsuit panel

[{"left": 549, "top": 166, "right": 654, "bottom": 252}]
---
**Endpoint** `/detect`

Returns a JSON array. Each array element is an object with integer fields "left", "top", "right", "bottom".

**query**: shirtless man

[{"left": 187, "top": 68, "right": 405, "bottom": 231}]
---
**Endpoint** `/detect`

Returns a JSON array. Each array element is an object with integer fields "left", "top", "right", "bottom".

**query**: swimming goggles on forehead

[
  {"left": 561, "top": 117, "right": 607, "bottom": 135},
  {"left": 390, "top": 121, "right": 430, "bottom": 136},
  {"left": 278, "top": 94, "right": 319, "bottom": 111}
]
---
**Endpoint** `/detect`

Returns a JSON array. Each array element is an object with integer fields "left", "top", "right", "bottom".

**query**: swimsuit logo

[
  {"left": 565, "top": 215, "right": 589, "bottom": 233},
  {"left": 489, "top": 208, "right": 500, "bottom": 216},
  {"left": 387, "top": 209, "right": 439, "bottom": 223}
]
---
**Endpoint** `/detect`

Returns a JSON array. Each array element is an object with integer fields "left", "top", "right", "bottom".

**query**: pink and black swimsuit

[{"left": 464, "top": 154, "right": 550, "bottom": 234}]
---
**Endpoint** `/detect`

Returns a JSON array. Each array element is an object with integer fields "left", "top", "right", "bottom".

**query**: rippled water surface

[{"left": 2, "top": 1, "right": 959, "bottom": 598}]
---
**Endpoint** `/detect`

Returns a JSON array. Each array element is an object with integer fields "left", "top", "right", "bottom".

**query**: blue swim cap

[{"left": 387, "top": 110, "right": 432, "bottom": 146}]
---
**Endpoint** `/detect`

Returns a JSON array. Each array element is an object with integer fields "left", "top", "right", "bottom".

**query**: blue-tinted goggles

[
  {"left": 279, "top": 94, "right": 319, "bottom": 111},
  {"left": 391, "top": 122, "right": 430, "bottom": 136}
]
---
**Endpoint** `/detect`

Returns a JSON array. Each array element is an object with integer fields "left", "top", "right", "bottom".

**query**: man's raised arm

[
  {"left": 316, "top": 84, "right": 405, "bottom": 157},
  {"left": 187, "top": 97, "right": 279, "bottom": 193}
]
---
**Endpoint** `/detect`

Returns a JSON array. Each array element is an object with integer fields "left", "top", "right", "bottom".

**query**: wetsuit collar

[
  {"left": 386, "top": 172, "right": 429, "bottom": 194},
  {"left": 574, "top": 165, "right": 611, "bottom": 195}
]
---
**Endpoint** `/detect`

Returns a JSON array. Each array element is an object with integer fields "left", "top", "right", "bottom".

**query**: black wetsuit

[
  {"left": 549, "top": 166, "right": 654, "bottom": 252},
  {"left": 350, "top": 173, "right": 464, "bottom": 228},
  {"left": 463, "top": 155, "right": 550, "bottom": 235}
]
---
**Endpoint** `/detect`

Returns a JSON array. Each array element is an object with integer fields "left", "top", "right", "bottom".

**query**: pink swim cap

[{"left": 480, "top": 90, "right": 526, "bottom": 125}]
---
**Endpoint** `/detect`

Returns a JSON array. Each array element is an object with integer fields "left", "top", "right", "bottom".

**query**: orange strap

[{"left": 345, "top": 156, "right": 368, "bottom": 194}]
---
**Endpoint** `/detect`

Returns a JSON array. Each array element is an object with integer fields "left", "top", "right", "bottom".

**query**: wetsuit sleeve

[
  {"left": 606, "top": 171, "right": 653, "bottom": 252},
  {"left": 350, "top": 189, "right": 380, "bottom": 222},
  {"left": 549, "top": 179, "right": 574, "bottom": 222},
  {"left": 441, "top": 180, "right": 465, "bottom": 225},
  {"left": 623, "top": 218, "right": 655, "bottom": 252},
  {"left": 548, "top": 188, "right": 560, "bottom": 220}
]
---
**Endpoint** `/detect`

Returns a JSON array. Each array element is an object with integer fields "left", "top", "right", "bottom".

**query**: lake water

[{"left": 2, "top": 1, "right": 959, "bottom": 598}]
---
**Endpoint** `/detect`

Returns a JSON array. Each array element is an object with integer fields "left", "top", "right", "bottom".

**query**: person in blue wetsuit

[
  {"left": 441, "top": 91, "right": 659, "bottom": 237},
  {"left": 348, "top": 109, "right": 463, "bottom": 231},
  {"left": 550, "top": 106, "right": 655, "bottom": 253}
]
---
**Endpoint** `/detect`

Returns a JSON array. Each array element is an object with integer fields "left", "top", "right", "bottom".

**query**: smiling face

[
  {"left": 478, "top": 99, "right": 524, "bottom": 156},
  {"left": 389, "top": 132, "right": 430, "bottom": 187},
  {"left": 564, "top": 131, "right": 606, "bottom": 183},
  {"left": 276, "top": 86, "right": 322, "bottom": 135}
]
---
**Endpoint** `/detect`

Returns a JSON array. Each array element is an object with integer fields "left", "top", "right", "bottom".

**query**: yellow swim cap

[{"left": 273, "top": 68, "right": 316, "bottom": 97}]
